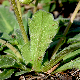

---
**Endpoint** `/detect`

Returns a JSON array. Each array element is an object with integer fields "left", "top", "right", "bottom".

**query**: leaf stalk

[
  {"left": 16, "top": 0, "right": 22, "bottom": 19},
  {"left": 11, "top": 0, "right": 29, "bottom": 43},
  {"left": 33, "top": 0, "right": 38, "bottom": 13}
]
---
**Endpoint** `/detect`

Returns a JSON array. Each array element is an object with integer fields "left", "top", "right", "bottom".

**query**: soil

[{"left": 7, "top": 69, "right": 80, "bottom": 80}]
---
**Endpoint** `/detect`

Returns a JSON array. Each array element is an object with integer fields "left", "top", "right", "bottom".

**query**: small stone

[{"left": 19, "top": 76, "right": 25, "bottom": 80}]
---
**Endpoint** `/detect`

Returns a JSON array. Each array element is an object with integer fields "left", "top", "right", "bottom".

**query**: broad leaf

[
  {"left": 0, "top": 55, "right": 15, "bottom": 68},
  {"left": 0, "top": 69, "right": 15, "bottom": 79},
  {"left": 29, "top": 10, "right": 58, "bottom": 71},
  {"left": 0, "top": 6, "right": 19, "bottom": 34}
]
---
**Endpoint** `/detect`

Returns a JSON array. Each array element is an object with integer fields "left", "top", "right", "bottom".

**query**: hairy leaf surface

[
  {"left": 67, "top": 33, "right": 80, "bottom": 44},
  {"left": 0, "top": 69, "right": 15, "bottom": 79},
  {"left": 4, "top": 49, "right": 19, "bottom": 60},
  {"left": 54, "top": 57, "right": 80, "bottom": 73},
  {"left": 0, "top": 55, "right": 15, "bottom": 68},
  {"left": 53, "top": 49, "right": 80, "bottom": 73},
  {"left": 21, "top": 42, "right": 30, "bottom": 64},
  {"left": 63, "top": 49, "right": 80, "bottom": 61},
  {"left": 15, "top": 71, "right": 30, "bottom": 76},
  {"left": 29, "top": 10, "right": 58, "bottom": 71},
  {"left": 42, "top": 42, "right": 80, "bottom": 72}
]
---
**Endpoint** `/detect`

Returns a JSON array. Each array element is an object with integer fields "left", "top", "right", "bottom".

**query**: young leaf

[
  {"left": 29, "top": 10, "right": 58, "bottom": 71},
  {"left": 0, "top": 69, "right": 15, "bottom": 79},
  {"left": 0, "top": 55, "right": 15, "bottom": 68}
]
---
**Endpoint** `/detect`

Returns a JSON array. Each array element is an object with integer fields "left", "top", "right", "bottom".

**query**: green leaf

[
  {"left": 42, "top": 42, "right": 80, "bottom": 72},
  {"left": 15, "top": 29, "right": 24, "bottom": 46},
  {"left": 2, "top": 1, "right": 10, "bottom": 7},
  {"left": 0, "top": 55, "right": 15, "bottom": 68},
  {"left": 53, "top": 49, "right": 80, "bottom": 73},
  {"left": 0, "top": 6, "right": 19, "bottom": 34},
  {"left": 22, "top": 10, "right": 32, "bottom": 35},
  {"left": 0, "top": 32, "right": 13, "bottom": 40},
  {"left": 0, "top": 32, "right": 18, "bottom": 45},
  {"left": 15, "top": 71, "right": 29, "bottom": 76},
  {"left": 40, "top": 0, "right": 51, "bottom": 12},
  {"left": 21, "top": 42, "right": 30, "bottom": 64},
  {"left": 42, "top": 40, "right": 59, "bottom": 65},
  {"left": 67, "top": 33, "right": 80, "bottom": 44},
  {"left": 4, "top": 49, "right": 19, "bottom": 60},
  {"left": 63, "top": 49, "right": 80, "bottom": 62},
  {"left": 19, "top": 0, "right": 33, "bottom": 4},
  {"left": 13, "top": 62, "right": 27, "bottom": 70},
  {"left": 0, "top": 69, "right": 15, "bottom": 79},
  {"left": 50, "top": 3, "right": 56, "bottom": 12},
  {"left": 29, "top": 10, "right": 58, "bottom": 71},
  {"left": 54, "top": 57, "right": 80, "bottom": 73},
  {"left": 0, "top": 39, "right": 22, "bottom": 62}
]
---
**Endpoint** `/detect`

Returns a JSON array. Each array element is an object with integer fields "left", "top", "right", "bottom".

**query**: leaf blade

[
  {"left": 0, "top": 69, "right": 15, "bottom": 79},
  {"left": 53, "top": 57, "right": 80, "bottom": 73},
  {"left": 29, "top": 10, "right": 58, "bottom": 71},
  {"left": 0, "top": 55, "right": 15, "bottom": 68},
  {"left": 42, "top": 42, "right": 80, "bottom": 72},
  {"left": 0, "top": 6, "right": 19, "bottom": 34},
  {"left": 21, "top": 42, "right": 30, "bottom": 64}
]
